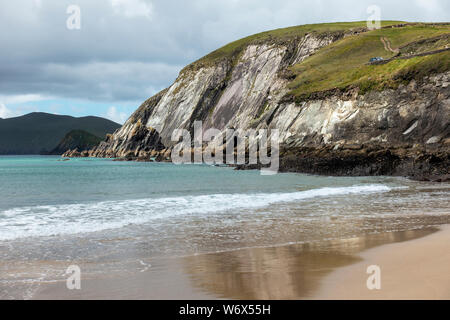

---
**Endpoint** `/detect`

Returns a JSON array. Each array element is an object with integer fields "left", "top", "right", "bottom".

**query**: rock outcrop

[
  {"left": 85, "top": 32, "right": 343, "bottom": 158},
  {"left": 49, "top": 130, "right": 103, "bottom": 155},
  {"left": 276, "top": 74, "right": 449, "bottom": 181},
  {"left": 78, "top": 24, "right": 449, "bottom": 181}
]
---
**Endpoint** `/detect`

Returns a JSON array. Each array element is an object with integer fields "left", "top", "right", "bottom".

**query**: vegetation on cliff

[
  {"left": 182, "top": 22, "right": 449, "bottom": 102},
  {"left": 288, "top": 24, "right": 450, "bottom": 100},
  {"left": 182, "top": 21, "right": 404, "bottom": 72}
]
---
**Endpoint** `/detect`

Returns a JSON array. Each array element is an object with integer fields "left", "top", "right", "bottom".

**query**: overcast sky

[{"left": 0, "top": 0, "right": 449, "bottom": 123}]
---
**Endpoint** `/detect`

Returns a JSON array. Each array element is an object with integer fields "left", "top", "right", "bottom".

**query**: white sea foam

[{"left": 0, "top": 184, "right": 391, "bottom": 241}]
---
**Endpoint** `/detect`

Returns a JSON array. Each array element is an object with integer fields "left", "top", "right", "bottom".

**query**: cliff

[{"left": 76, "top": 22, "right": 450, "bottom": 181}]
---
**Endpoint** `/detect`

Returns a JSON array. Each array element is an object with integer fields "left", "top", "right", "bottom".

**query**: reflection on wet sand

[{"left": 183, "top": 228, "right": 437, "bottom": 299}]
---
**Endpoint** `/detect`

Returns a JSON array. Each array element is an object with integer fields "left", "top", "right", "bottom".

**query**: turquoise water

[
  {"left": 0, "top": 155, "right": 334, "bottom": 211},
  {"left": 0, "top": 155, "right": 449, "bottom": 258},
  {"left": 0, "top": 156, "right": 449, "bottom": 299}
]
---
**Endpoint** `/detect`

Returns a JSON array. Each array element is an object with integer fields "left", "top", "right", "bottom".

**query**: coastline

[
  {"left": 30, "top": 226, "right": 450, "bottom": 300},
  {"left": 60, "top": 154, "right": 450, "bottom": 183},
  {"left": 3, "top": 156, "right": 449, "bottom": 300}
]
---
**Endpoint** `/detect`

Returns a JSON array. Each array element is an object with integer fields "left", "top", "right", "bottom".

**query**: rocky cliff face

[
  {"left": 276, "top": 73, "right": 449, "bottom": 180},
  {"left": 85, "top": 33, "right": 342, "bottom": 157},
  {"left": 80, "top": 30, "right": 449, "bottom": 180}
]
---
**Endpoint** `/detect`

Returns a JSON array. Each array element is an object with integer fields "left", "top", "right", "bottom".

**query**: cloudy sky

[{"left": 0, "top": 0, "right": 449, "bottom": 123}]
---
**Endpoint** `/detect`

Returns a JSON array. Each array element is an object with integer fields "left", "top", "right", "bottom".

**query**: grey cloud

[
  {"left": 0, "top": 61, "right": 181, "bottom": 102},
  {"left": 0, "top": 0, "right": 449, "bottom": 103}
]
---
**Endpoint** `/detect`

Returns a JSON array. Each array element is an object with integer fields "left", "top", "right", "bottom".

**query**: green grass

[
  {"left": 181, "top": 21, "right": 405, "bottom": 73},
  {"left": 400, "top": 34, "right": 450, "bottom": 55},
  {"left": 180, "top": 22, "right": 449, "bottom": 101},
  {"left": 287, "top": 24, "right": 450, "bottom": 100}
]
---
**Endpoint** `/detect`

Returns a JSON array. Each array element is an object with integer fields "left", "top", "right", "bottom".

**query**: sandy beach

[
  {"left": 30, "top": 226, "right": 450, "bottom": 300},
  {"left": 314, "top": 225, "right": 450, "bottom": 300}
]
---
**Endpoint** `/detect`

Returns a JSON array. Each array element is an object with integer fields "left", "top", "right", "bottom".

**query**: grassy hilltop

[
  {"left": 186, "top": 21, "right": 404, "bottom": 69},
  {"left": 183, "top": 21, "right": 449, "bottom": 101},
  {"left": 289, "top": 23, "right": 450, "bottom": 100}
]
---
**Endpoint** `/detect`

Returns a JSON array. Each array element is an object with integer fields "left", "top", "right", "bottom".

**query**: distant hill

[
  {"left": 0, "top": 112, "right": 121, "bottom": 154},
  {"left": 47, "top": 130, "right": 104, "bottom": 155}
]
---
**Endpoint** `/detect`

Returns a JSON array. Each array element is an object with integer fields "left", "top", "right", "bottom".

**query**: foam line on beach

[{"left": 0, "top": 184, "right": 391, "bottom": 241}]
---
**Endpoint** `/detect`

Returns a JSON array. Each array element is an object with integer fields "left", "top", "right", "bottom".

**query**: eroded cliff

[{"left": 70, "top": 22, "right": 450, "bottom": 180}]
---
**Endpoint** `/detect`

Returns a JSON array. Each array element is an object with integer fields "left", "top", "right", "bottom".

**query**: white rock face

[
  {"left": 147, "top": 63, "right": 228, "bottom": 143},
  {"left": 93, "top": 32, "right": 450, "bottom": 164},
  {"left": 127, "top": 33, "right": 339, "bottom": 147},
  {"left": 291, "top": 34, "right": 335, "bottom": 64},
  {"left": 207, "top": 44, "right": 285, "bottom": 130}
]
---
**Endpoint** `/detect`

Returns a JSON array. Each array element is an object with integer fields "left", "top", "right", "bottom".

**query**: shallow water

[{"left": 0, "top": 156, "right": 449, "bottom": 299}]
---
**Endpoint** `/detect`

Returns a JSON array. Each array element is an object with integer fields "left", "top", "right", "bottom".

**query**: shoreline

[
  {"left": 56, "top": 154, "right": 450, "bottom": 182},
  {"left": 30, "top": 226, "right": 450, "bottom": 300}
]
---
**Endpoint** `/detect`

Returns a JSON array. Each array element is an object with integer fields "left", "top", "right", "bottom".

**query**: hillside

[
  {"left": 287, "top": 24, "right": 450, "bottom": 100},
  {"left": 81, "top": 21, "right": 449, "bottom": 180},
  {"left": 183, "top": 21, "right": 405, "bottom": 72},
  {"left": 48, "top": 130, "right": 104, "bottom": 155},
  {"left": 0, "top": 112, "right": 121, "bottom": 154}
]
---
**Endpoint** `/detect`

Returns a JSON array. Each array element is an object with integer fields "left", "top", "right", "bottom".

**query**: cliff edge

[{"left": 68, "top": 22, "right": 450, "bottom": 181}]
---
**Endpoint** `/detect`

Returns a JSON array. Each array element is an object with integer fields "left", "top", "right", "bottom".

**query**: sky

[{"left": 0, "top": 0, "right": 449, "bottom": 124}]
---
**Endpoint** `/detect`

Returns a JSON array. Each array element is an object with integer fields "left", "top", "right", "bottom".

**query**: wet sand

[
  {"left": 314, "top": 225, "right": 450, "bottom": 300},
  {"left": 30, "top": 227, "right": 449, "bottom": 300}
]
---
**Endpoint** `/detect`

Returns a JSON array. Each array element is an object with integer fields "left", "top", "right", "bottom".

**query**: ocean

[{"left": 0, "top": 155, "right": 449, "bottom": 298}]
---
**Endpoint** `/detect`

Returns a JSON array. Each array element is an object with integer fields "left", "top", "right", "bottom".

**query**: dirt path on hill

[{"left": 381, "top": 37, "right": 399, "bottom": 54}]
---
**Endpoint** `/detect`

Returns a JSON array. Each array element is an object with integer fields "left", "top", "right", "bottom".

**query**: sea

[{"left": 0, "top": 155, "right": 449, "bottom": 298}]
